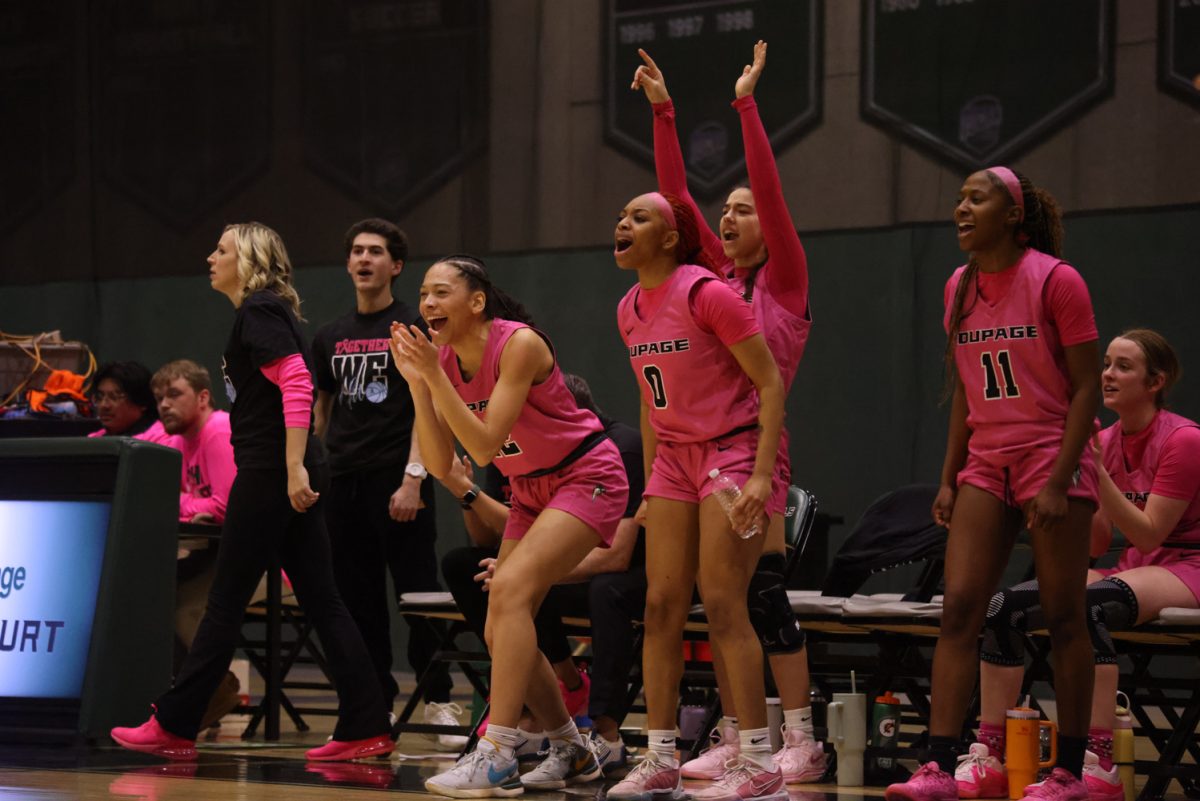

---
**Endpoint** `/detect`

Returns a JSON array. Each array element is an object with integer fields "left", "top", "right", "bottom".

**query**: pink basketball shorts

[
  {"left": 957, "top": 444, "right": 1098, "bottom": 509},
  {"left": 645, "top": 426, "right": 786, "bottom": 517},
  {"left": 504, "top": 437, "right": 628, "bottom": 546}
]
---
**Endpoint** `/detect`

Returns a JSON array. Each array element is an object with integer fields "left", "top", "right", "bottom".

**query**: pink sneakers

[
  {"left": 885, "top": 762, "right": 959, "bottom": 801},
  {"left": 560, "top": 670, "right": 591, "bottom": 717},
  {"left": 1081, "top": 751, "right": 1123, "bottom": 801},
  {"left": 606, "top": 751, "right": 685, "bottom": 801},
  {"left": 956, "top": 743, "right": 1008, "bottom": 798},
  {"left": 1019, "top": 768, "right": 1090, "bottom": 801},
  {"left": 110, "top": 715, "right": 197, "bottom": 761},
  {"left": 304, "top": 735, "right": 394, "bottom": 762},
  {"left": 681, "top": 725, "right": 740, "bottom": 780},
  {"left": 688, "top": 755, "right": 787, "bottom": 801},
  {"left": 774, "top": 725, "right": 827, "bottom": 784}
]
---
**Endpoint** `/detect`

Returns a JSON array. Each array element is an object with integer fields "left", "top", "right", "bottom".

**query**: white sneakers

[{"left": 424, "top": 701, "right": 470, "bottom": 751}]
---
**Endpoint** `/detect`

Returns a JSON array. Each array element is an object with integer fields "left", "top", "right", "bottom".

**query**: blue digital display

[{"left": 0, "top": 501, "right": 110, "bottom": 698}]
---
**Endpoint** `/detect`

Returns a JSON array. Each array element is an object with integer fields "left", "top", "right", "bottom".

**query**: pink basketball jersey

[
  {"left": 945, "top": 249, "right": 1086, "bottom": 466},
  {"left": 439, "top": 318, "right": 603, "bottom": 477},
  {"left": 618, "top": 264, "right": 760, "bottom": 444},
  {"left": 1100, "top": 411, "right": 1200, "bottom": 546},
  {"left": 727, "top": 273, "right": 811, "bottom": 391},
  {"left": 728, "top": 273, "right": 811, "bottom": 473}
]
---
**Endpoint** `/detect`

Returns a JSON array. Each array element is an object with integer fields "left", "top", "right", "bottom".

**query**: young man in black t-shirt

[{"left": 312, "top": 219, "right": 460, "bottom": 748}]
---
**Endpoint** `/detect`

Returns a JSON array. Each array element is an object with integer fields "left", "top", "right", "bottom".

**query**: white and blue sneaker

[
  {"left": 424, "top": 747, "right": 523, "bottom": 798},
  {"left": 519, "top": 740, "right": 603, "bottom": 790},
  {"left": 587, "top": 730, "right": 628, "bottom": 772}
]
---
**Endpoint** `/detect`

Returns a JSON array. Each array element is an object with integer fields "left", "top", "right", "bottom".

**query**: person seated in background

[
  {"left": 150, "top": 359, "right": 241, "bottom": 731},
  {"left": 88, "top": 360, "right": 164, "bottom": 439},
  {"left": 153, "top": 359, "right": 235, "bottom": 525},
  {"left": 438, "top": 373, "right": 645, "bottom": 771}
]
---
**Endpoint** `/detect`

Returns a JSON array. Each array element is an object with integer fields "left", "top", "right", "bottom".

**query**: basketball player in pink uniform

[
  {"left": 885, "top": 168, "right": 1100, "bottom": 801},
  {"left": 632, "top": 40, "right": 824, "bottom": 785},
  {"left": 605, "top": 192, "right": 786, "bottom": 801},
  {"left": 389, "top": 255, "right": 628, "bottom": 798},
  {"left": 964, "top": 329, "right": 1200, "bottom": 801}
]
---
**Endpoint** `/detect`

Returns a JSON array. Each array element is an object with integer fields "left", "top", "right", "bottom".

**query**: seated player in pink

[
  {"left": 390, "top": 255, "right": 628, "bottom": 798},
  {"left": 632, "top": 40, "right": 823, "bottom": 784},
  {"left": 965, "top": 329, "right": 1200, "bottom": 801},
  {"left": 606, "top": 192, "right": 786, "bottom": 801},
  {"left": 886, "top": 167, "right": 1100, "bottom": 801}
]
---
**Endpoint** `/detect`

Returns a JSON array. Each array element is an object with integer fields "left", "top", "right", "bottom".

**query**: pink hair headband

[
  {"left": 648, "top": 192, "right": 677, "bottom": 229},
  {"left": 986, "top": 166, "right": 1024, "bottom": 212}
]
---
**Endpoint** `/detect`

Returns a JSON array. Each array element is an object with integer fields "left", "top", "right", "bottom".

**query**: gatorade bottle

[
  {"left": 871, "top": 691, "right": 901, "bottom": 770},
  {"left": 1114, "top": 692, "right": 1135, "bottom": 801}
]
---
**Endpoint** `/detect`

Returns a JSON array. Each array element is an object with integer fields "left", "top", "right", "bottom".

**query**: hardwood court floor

[
  {"left": 2, "top": 672, "right": 1189, "bottom": 801},
  {"left": 3, "top": 735, "right": 1193, "bottom": 801}
]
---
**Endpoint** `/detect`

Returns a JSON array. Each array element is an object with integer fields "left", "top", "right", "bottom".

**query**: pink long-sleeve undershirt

[
  {"left": 733, "top": 95, "right": 809, "bottom": 317},
  {"left": 651, "top": 97, "right": 809, "bottom": 318},
  {"left": 260, "top": 353, "right": 312, "bottom": 430}
]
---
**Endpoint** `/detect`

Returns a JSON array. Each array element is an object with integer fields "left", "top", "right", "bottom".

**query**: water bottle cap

[
  {"left": 875, "top": 691, "right": 900, "bottom": 705},
  {"left": 708, "top": 468, "right": 720, "bottom": 479},
  {"left": 1006, "top": 707, "right": 1040, "bottom": 719}
]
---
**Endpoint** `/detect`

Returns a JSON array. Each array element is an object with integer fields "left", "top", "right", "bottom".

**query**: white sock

[
  {"left": 740, "top": 727, "right": 774, "bottom": 767},
  {"left": 546, "top": 718, "right": 584, "bottom": 747},
  {"left": 480, "top": 723, "right": 523, "bottom": 760},
  {"left": 648, "top": 729, "right": 678, "bottom": 764},
  {"left": 720, "top": 715, "right": 739, "bottom": 733},
  {"left": 784, "top": 707, "right": 815, "bottom": 740}
]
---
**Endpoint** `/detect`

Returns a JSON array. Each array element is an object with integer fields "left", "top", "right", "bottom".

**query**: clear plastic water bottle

[{"left": 708, "top": 468, "right": 759, "bottom": 538}]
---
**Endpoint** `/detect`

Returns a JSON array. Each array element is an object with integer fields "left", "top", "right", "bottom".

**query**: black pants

[
  {"left": 155, "top": 457, "right": 389, "bottom": 741},
  {"left": 441, "top": 546, "right": 644, "bottom": 723},
  {"left": 586, "top": 566, "right": 647, "bottom": 724},
  {"left": 326, "top": 464, "right": 450, "bottom": 707}
]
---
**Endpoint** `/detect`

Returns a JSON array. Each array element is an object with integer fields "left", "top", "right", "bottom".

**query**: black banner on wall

[
  {"left": 93, "top": 1, "right": 271, "bottom": 230},
  {"left": 1160, "top": 0, "right": 1200, "bottom": 108},
  {"left": 301, "top": 0, "right": 488, "bottom": 215},
  {"left": 604, "top": 0, "right": 821, "bottom": 201},
  {"left": 0, "top": 5, "right": 76, "bottom": 232},
  {"left": 862, "top": 0, "right": 1114, "bottom": 170}
]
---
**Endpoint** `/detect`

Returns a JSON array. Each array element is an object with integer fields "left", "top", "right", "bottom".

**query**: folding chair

[
  {"left": 238, "top": 565, "right": 338, "bottom": 739},
  {"left": 392, "top": 592, "right": 493, "bottom": 749},
  {"left": 783, "top": 485, "right": 818, "bottom": 584}
]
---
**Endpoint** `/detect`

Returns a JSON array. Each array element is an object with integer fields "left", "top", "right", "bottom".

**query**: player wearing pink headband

[
  {"left": 631, "top": 40, "right": 821, "bottom": 790},
  {"left": 608, "top": 191, "right": 786, "bottom": 801},
  {"left": 886, "top": 169, "right": 1100, "bottom": 801}
]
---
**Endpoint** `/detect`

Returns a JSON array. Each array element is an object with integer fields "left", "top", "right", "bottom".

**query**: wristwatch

[
  {"left": 459, "top": 484, "right": 481, "bottom": 510},
  {"left": 404, "top": 462, "right": 428, "bottom": 481}
]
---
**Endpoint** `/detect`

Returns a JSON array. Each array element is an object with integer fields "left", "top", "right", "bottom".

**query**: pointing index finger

[{"left": 637, "top": 48, "right": 659, "bottom": 74}]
